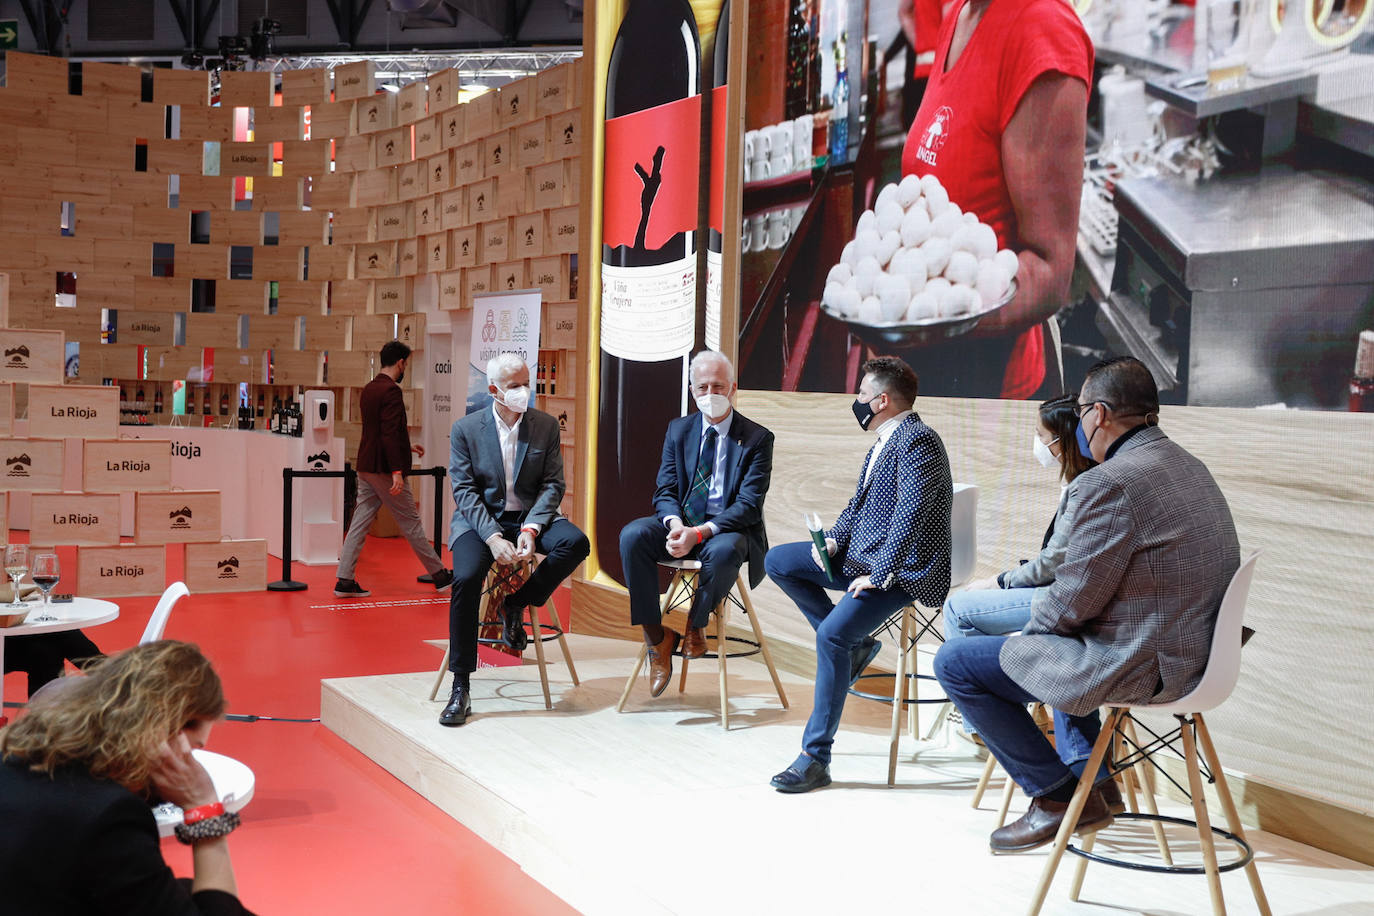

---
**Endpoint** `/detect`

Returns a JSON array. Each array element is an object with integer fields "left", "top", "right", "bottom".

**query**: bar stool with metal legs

[
  {"left": 848, "top": 483, "right": 979, "bottom": 784},
  {"left": 429, "top": 556, "right": 579, "bottom": 710},
  {"left": 616, "top": 558, "right": 788, "bottom": 729},
  {"left": 1025, "top": 552, "right": 1269, "bottom": 916}
]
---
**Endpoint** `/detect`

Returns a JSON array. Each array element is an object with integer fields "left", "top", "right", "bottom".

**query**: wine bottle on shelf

[
  {"left": 256, "top": 390, "right": 265, "bottom": 418},
  {"left": 705, "top": 0, "right": 730, "bottom": 353},
  {"left": 784, "top": 0, "right": 810, "bottom": 120},
  {"left": 201, "top": 388, "right": 212, "bottom": 415},
  {"left": 119, "top": 384, "right": 130, "bottom": 425},
  {"left": 153, "top": 386, "right": 164, "bottom": 416},
  {"left": 1350, "top": 330, "right": 1374, "bottom": 412},
  {"left": 135, "top": 384, "right": 147, "bottom": 419},
  {"left": 597, "top": 0, "right": 703, "bottom": 585},
  {"left": 219, "top": 388, "right": 230, "bottom": 416},
  {"left": 830, "top": 30, "right": 850, "bottom": 162}
]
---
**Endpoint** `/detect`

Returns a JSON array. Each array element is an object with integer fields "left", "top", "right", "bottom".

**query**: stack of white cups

[{"left": 745, "top": 117, "right": 815, "bottom": 183}]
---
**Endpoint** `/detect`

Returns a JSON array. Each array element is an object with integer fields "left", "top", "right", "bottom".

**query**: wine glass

[
  {"left": 30, "top": 553, "right": 61, "bottom": 622},
  {"left": 5, "top": 545, "right": 29, "bottom": 610}
]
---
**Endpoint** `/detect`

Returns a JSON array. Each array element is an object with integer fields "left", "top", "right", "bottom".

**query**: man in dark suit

[
  {"left": 440, "top": 353, "right": 589, "bottom": 726},
  {"left": 934, "top": 357, "right": 1239, "bottom": 852},
  {"left": 619, "top": 351, "right": 774, "bottom": 696},
  {"left": 766, "top": 357, "right": 953, "bottom": 793},
  {"left": 335, "top": 340, "right": 453, "bottom": 597}
]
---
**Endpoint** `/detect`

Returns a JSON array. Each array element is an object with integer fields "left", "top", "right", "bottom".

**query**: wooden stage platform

[{"left": 322, "top": 635, "right": 1374, "bottom": 915}]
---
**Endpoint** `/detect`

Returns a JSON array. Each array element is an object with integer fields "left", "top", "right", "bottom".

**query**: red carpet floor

[{"left": 2, "top": 533, "right": 579, "bottom": 915}]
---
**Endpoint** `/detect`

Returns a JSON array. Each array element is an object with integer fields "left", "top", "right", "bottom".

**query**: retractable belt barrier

[{"left": 267, "top": 464, "right": 448, "bottom": 592}]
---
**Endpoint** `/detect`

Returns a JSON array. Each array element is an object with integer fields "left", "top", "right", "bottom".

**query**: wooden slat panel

[
  {"left": 77, "top": 274, "right": 136, "bottom": 312},
  {"left": 251, "top": 105, "right": 303, "bottom": 142},
  {"left": 350, "top": 315, "right": 396, "bottom": 351},
  {"left": 146, "top": 138, "right": 203, "bottom": 174},
  {"left": 375, "top": 202, "right": 414, "bottom": 242},
  {"left": 281, "top": 140, "right": 330, "bottom": 178},
  {"left": 133, "top": 207, "right": 189, "bottom": 243},
  {"left": 178, "top": 105, "right": 236, "bottom": 142},
  {"left": 303, "top": 315, "right": 352, "bottom": 350},
  {"left": 74, "top": 204, "right": 133, "bottom": 239},
  {"left": 143, "top": 345, "right": 204, "bottom": 381},
  {"left": 211, "top": 349, "right": 258, "bottom": 384},
  {"left": 308, "top": 245, "right": 353, "bottom": 281},
  {"left": 327, "top": 279, "right": 372, "bottom": 315},
  {"left": 176, "top": 243, "right": 229, "bottom": 279},
  {"left": 208, "top": 210, "right": 264, "bottom": 246},
  {"left": 275, "top": 280, "right": 327, "bottom": 316},
  {"left": 214, "top": 279, "right": 270, "bottom": 315},
  {"left": 78, "top": 545, "right": 167, "bottom": 597},
  {"left": 281, "top": 69, "right": 329, "bottom": 107},
  {"left": 177, "top": 175, "right": 235, "bottom": 210},
  {"left": 94, "top": 239, "right": 153, "bottom": 276},
  {"left": 0, "top": 382, "right": 12, "bottom": 437},
  {"left": 269, "top": 349, "right": 323, "bottom": 385},
  {"left": 219, "top": 70, "right": 273, "bottom": 108},
  {"left": 325, "top": 350, "right": 372, "bottom": 388},
  {"left": 248, "top": 177, "right": 303, "bottom": 211},
  {"left": 110, "top": 172, "right": 168, "bottom": 207},
  {"left": 355, "top": 169, "right": 396, "bottom": 208},
  {"left": 253, "top": 245, "right": 305, "bottom": 282},
  {"left": 309, "top": 100, "right": 354, "bottom": 139},
  {"left": 6, "top": 52, "right": 68, "bottom": 96},
  {"left": 83, "top": 439, "right": 174, "bottom": 492},
  {"left": 30, "top": 492, "right": 122, "bottom": 547},
  {"left": 108, "top": 100, "right": 168, "bottom": 141},
  {"left": 82, "top": 61, "right": 142, "bottom": 98},
  {"left": 221, "top": 142, "right": 273, "bottom": 177},
  {"left": 184, "top": 313, "right": 244, "bottom": 348},
  {"left": 154, "top": 69, "right": 211, "bottom": 106},
  {"left": 277, "top": 211, "right": 327, "bottom": 246},
  {"left": 248, "top": 315, "right": 302, "bottom": 350},
  {"left": 114, "top": 310, "right": 176, "bottom": 346},
  {"left": 71, "top": 135, "right": 135, "bottom": 173},
  {"left": 331, "top": 209, "right": 375, "bottom": 245}
]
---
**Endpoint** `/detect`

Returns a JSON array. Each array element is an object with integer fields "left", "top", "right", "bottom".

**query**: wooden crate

[
  {"left": 437, "top": 270, "right": 465, "bottom": 310},
  {"left": 77, "top": 545, "right": 167, "bottom": 598},
  {"left": 6, "top": 52, "right": 69, "bottom": 96},
  {"left": 511, "top": 212, "right": 546, "bottom": 258},
  {"left": 546, "top": 205, "right": 579, "bottom": 255},
  {"left": 177, "top": 243, "right": 230, "bottom": 280},
  {"left": 465, "top": 90, "right": 496, "bottom": 136},
  {"left": 492, "top": 259, "right": 527, "bottom": 294},
  {"left": 115, "top": 311, "right": 176, "bottom": 347},
  {"left": 396, "top": 240, "right": 420, "bottom": 278},
  {"left": 334, "top": 135, "right": 375, "bottom": 172},
  {"left": 483, "top": 129, "right": 512, "bottom": 176},
  {"left": 249, "top": 177, "right": 303, "bottom": 211},
  {"left": 375, "top": 202, "right": 414, "bottom": 241},
  {"left": 0, "top": 327, "right": 64, "bottom": 384},
  {"left": 466, "top": 178, "right": 496, "bottom": 224},
  {"left": 253, "top": 245, "right": 305, "bottom": 282},
  {"left": 93, "top": 240, "right": 152, "bottom": 277},
  {"left": 178, "top": 105, "right": 235, "bottom": 141},
  {"left": 426, "top": 151, "right": 451, "bottom": 194},
  {"left": 452, "top": 140, "right": 481, "bottom": 182},
  {"left": 479, "top": 218, "right": 510, "bottom": 264},
  {"left": 355, "top": 168, "right": 396, "bottom": 207},
  {"left": 71, "top": 133, "right": 137, "bottom": 172},
  {"left": 2, "top": 438, "right": 65, "bottom": 491},
  {"left": 281, "top": 69, "right": 330, "bottom": 106},
  {"left": 83, "top": 439, "right": 173, "bottom": 492},
  {"left": 218, "top": 70, "right": 273, "bottom": 107},
  {"left": 328, "top": 279, "right": 372, "bottom": 314},
  {"left": 304, "top": 315, "right": 352, "bottom": 351},
  {"left": 428, "top": 70, "right": 461, "bottom": 113},
  {"left": 331, "top": 208, "right": 376, "bottom": 245},
  {"left": 355, "top": 94, "right": 392, "bottom": 134},
  {"left": 350, "top": 315, "right": 397, "bottom": 351},
  {"left": 134, "top": 276, "right": 191, "bottom": 312},
  {"left": 185, "top": 539, "right": 268, "bottom": 593},
  {"left": 33, "top": 237, "right": 94, "bottom": 272},
  {"left": 133, "top": 207, "right": 188, "bottom": 243},
  {"left": 325, "top": 350, "right": 373, "bottom": 388},
  {"left": 177, "top": 175, "right": 235, "bottom": 210},
  {"left": 375, "top": 127, "right": 410, "bottom": 168},
  {"left": 146, "top": 138, "right": 204, "bottom": 174},
  {"left": 83, "top": 61, "right": 142, "bottom": 99},
  {"left": 86, "top": 343, "right": 142, "bottom": 381},
  {"left": 422, "top": 231, "right": 449, "bottom": 274},
  {"left": 249, "top": 315, "right": 302, "bottom": 350},
  {"left": 451, "top": 225, "right": 478, "bottom": 267},
  {"left": 373, "top": 277, "right": 414, "bottom": 314},
  {"left": 333, "top": 61, "right": 376, "bottom": 101},
  {"left": 144, "top": 345, "right": 205, "bottom": 382},
  {"left": 74, "top": 204, "right": 134, "bottom": 239},
  {"left": 308, "top": 245, "right": 354, "bottom": 282},
  {"left": 549, "top": 108, "right": 581, "bottom": 159},
  {"left": 396, "top": 82, "right": 426, "bottom": 125},
  {"left": 414, "top": 195, "right": 440, "bottom": 235},
  {"left": 209, "top": 210, "right": 265, "bottom": 246},
  {"left": 110, "top": 100, "right": 169, "bottom": 142},
  {"left": 252, "top": 105, "right": 304, "bottom": 142},
  {"left": 439, "top": 189, "right": 466, "bottom": 231},
  {"left": 516, "top": 118, "right": 548, "bottom": 168},
  {"left": 543, "top": 395, "right": 576, "bottom": 444},
  {"left": 397, "top": 161, "right": 426, "bottom": 200},
  {"left": 537, "top": 64, "right": 574, "bottom": 116},
  {"left": 270, "top": 349, "right": 324, "bottom": 386},
  {"left": 0, "top": 491, "right": 7, "bottom": 539},
  {"left": 276, "top": 280, "right": 327, "bottom": 315},
  {"left": 281, "top": 140, "right": 330, "bottom": 179},
  {"left": 464, "top": 265, "right": 493, "bottom": 306},
  {"left": 184, "top": 313, "right": 244, "bottom": 349},
  {"left": 214, "top": 279, "right": 270, "bottom": 315},
  {"left": 397, "top": 313, "right": 426, "bottom": 350},
  {"left": 530, "top": 255, "right": 573, "bottom": 302},
  {"left": 529, "top": 161, "right": 566, "bottom": 214},
  {"left": 439, "top": 107, "right": 466, "bottom": 151},
  {"left": 309, "top": 99, "right": 355, "bottom": 139},
  {"left": 50, "top": 166, "right": 113, "bottom": 205},
  {"left": 499, "top": 76, "right": 535, "bottom": 127},
  {"left": 220, "top": 143, "right": 273, "bottom": 177},
  {"left": 277, "top": 211, "right": 328, "bottom": 246},
  {"left": 355, "top": 242, "right": 396, "bottom": 279},
  {"left": 0, "top": 382, "right": 11, "bottom": 436},
  {"left": 542, "top": 300, "right": 577, "bottom": 350},
  {"left": 211, "top": 349, "right": 258, "bottom": 384},
  {"left": 414, "top": 116, "right": 441, "bottom": 158},
  {"left": 30, "top": 492, "right": 122, "bottom": 547}
]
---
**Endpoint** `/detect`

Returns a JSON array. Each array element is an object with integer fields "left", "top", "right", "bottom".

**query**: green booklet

[{"left": 805, "top": 512, "right": 835, "bottom": 582}]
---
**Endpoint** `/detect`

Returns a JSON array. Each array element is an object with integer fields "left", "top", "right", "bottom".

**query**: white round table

[
  {"left": 153, "top": 750, "right": 257, "bottom": 837},
  {"left": 0, "top": 596, "right": 120, "bottom": 716}
]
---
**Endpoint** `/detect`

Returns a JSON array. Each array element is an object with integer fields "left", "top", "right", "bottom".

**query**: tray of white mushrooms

[{"left": 820, "top": 173, "right": 1019, "bottom": 348}]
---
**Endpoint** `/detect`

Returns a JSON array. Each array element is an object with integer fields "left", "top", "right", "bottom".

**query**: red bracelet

[
  {"left": 694, "top": 526, "right": 708, "bottom": 543},
  {"left": 181, "top": 801, "right": 225, "bottom": 825}
]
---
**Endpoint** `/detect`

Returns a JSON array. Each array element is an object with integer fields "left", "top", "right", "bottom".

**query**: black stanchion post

[
  {"left": 268, "top": 467, "right": 309, "bottom": 592},
  {"left": 430, "top": 466, "right": 446, "bottom": 558}
]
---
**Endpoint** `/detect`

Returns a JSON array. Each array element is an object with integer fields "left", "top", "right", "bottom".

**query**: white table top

[
  {"left": 153, "top": 749, "right": 256, "bottom": 837},
  {"left": 0, "top": 596, "right": 120, "bottom": 636}
]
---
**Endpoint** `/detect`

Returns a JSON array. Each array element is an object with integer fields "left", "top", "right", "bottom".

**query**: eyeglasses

[{"left": 1076, "top": 400, "right": 1111, "bottom": 418}]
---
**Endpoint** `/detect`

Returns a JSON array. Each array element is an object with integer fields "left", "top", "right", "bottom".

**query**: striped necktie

[{"left": 684, "top": 427, "right": 718, "bottom": 526}]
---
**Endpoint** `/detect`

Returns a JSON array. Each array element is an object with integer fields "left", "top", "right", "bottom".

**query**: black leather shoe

[
  {"left": 430, "top": 568, "right": 454, "bottom": 592},
  {"left": 849, "top": 637, "right": 882, "bottom": 687},
  {"left": 1097, "top": 775, "right": 1126, "bottom": 815},
  {"left": 990, "top": 788, "right": 1114, "bottom": 853},
  {"left": 502, "top": 602, "right": 528, "bottom": 652},
  {"left": 439, "top": 677, "right": 471, "bottom": 727},
  {"left": 417, "top": 572, "right": 437, "bottom": 584},
  {"left": 770, "top": 758, "right": 832, "bottom": 794}
]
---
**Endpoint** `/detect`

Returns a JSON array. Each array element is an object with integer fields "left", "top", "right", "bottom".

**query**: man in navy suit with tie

[
  {"left": 619, "top": 351, "right": 775, "bottom": 696},
  {"left": 766, "top": 357, "right": 953, "bottom": 792}
]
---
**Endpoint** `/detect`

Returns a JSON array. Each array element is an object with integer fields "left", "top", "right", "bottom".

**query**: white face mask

[
  {"left": 1033, "top": 435, "right": 1060, "bottom": 469},
  {"left": 496, "top": 384, "right": 530, "bottom": 413},
  {"left": 695, "top": 392, "right": 731, "bottom": 419}
]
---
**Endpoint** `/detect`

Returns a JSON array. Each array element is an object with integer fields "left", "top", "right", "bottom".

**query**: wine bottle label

[
  {"left": 602, "top": 95, "right": 702, "bottom": 252},
  {"left": 705, "top": 248, "right": 722, "bottom": 352},
  {"left": 708, "top": 84, "right": 727, "bottom": 235},
  {"left": 601, "top": 254, "right": 696, "bottom": 361}
]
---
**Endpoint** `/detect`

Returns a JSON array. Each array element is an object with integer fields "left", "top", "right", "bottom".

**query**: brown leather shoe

[
  {"left": 647, "top": 628, "right": 680, "bottom": 697},
  {"left": 682, "top": 626, "right": 707, "bottom": 659},
  {"left": 989, "top": 788, "right": 1114, "bottom": 854},
  {"left": 1097, "top": 775, "right": 1126, "bottom": 815}
]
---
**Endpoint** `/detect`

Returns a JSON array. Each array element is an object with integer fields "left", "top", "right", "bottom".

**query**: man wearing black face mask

[{"left": 764, "top": 357, "right": 953, "bottom": 793}]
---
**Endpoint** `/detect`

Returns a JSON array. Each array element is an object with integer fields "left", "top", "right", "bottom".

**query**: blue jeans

[
  {"left": 942, "top": 586, "right": 1038, "bottom": 641},
  {"left": 765, "top": 541, "right": 914, "bottom": 766},
  {"left": 933, "top": 636, "right": 1106, "bottom": 796}
]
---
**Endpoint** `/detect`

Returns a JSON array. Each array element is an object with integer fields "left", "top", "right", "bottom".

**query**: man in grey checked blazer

[
  {"left": 766, "top": 357, "right": 953, "bottom": 793},
  {"left": 935, "top": 357, "right": 1239, "bottom": 853}
]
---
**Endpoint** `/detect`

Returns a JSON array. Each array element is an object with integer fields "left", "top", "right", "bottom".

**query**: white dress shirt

[
  {"left": 665, "top": 410, "right": 734, "bottom": 537},
  {"left": 864, "top": 409, "right": 913, "bottom": 486},
  {"left": 490, "top": 403, "right": 539, "bottom": 537}
]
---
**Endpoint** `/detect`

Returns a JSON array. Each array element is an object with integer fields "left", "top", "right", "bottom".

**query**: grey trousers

[{"left": 336, "top": 471, "right": 445, "bottom": 580}]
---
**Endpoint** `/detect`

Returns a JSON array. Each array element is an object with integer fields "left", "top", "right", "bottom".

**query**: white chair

[
  {"left": 849, "top": 483, "right": 978, "bottom": 785},
  {"left": 140, "top": 582, "right": 190, "bottom": 645},
  {"left": 1025, "top": 552, "right": 1270, "bottom": 916},
  {"left": 616, "top": 558, "right": 788, "bottom": 730}
]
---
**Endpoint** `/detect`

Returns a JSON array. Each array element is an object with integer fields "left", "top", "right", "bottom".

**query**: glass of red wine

[{"left": 31, "top": 553, "right": 60, "bottom": 622}]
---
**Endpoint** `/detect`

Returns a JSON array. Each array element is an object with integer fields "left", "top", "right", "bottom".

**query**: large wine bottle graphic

[
  {"left": 597, "top": 0, "right": 702, "bottom": 585},
  {"left": 704, "top": 0, "right": 729, "bottom": 353}
]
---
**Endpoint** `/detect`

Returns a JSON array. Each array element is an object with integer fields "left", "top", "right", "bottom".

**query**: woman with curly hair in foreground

[{"left": 0, "top": 640, "right": 254, "bottom": 915}]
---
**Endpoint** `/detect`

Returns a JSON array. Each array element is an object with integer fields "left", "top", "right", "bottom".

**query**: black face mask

[{"left": 852, "top": 397, "right": 877, "bottom": 431}]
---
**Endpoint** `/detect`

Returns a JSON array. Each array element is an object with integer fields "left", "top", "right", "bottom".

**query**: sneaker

[
  {"left": 430, "top": 569, "right": 454, "bottom": 592},
  {"left": 334, "top": 579, "right": 371, "bottom": 598}
]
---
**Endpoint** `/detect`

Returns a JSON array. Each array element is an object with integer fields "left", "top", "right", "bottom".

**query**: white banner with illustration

[{"left": 465, "top": 289, "right": 542, "bottom": 415}]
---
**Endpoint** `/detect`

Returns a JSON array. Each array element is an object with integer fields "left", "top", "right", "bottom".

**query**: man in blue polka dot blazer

[{"left": 766, "top": 357, "right": 953, "bottom": 793}]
